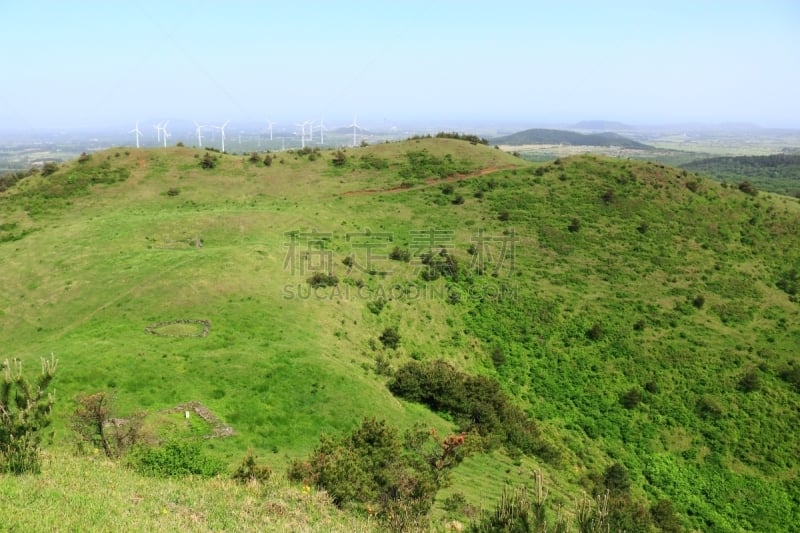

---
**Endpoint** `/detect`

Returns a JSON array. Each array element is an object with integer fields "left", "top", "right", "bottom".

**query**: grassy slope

[
  {"left": 451, "top": 156, "right": 800, "bottom": 530},
  {"left": 1, "top": 141, "right": 799, "bottom": 530},
  {"left": 0, "top": 450, "right": 377, "bottom": 532}
]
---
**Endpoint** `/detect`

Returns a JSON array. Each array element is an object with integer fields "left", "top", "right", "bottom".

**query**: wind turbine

[
  {"left": 266, "top": 119, "right": 276, "bottom": 140},
  {"left": 217, "top": 121, "right": 229, "bottom": 152},
  {"left": 318, "top": 118, "right": 327, "bottom": 145},
  {"left": 294, "top": 122, "right": 307, "bottom": 149},
  {"left": 193, "top": 122, "right": 204, "bottom": 148},
  {"left": 153, "top": 121, "right": 164, "bottom": 145},
  {"left": 348, "top": 115, "right": 360, "bottom": 147},
  {"left": 129, "top": 121, "right": 143, "bottom": 149},
  {"left": 161, "top": 121, "right": 170, "bottom": 148}
]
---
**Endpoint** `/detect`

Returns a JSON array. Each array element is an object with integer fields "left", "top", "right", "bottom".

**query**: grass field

[{"left": 1, "top": 139, "right": 799, "bottom": 530}]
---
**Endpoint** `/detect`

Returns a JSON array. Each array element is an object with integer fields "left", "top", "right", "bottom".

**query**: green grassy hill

[
  {"left": 682, "top": 153, "right": 800, "bottom": 197},
  {"left": 1, "top": 139, "right": 799, "bottom": 531}
]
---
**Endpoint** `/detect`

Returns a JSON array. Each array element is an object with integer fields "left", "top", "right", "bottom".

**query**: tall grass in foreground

[{"left": 0, "top": 450, "right": 377, "bottom": 532}]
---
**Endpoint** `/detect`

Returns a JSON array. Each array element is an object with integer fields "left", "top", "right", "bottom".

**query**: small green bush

[
  {"left": 776, "top": 269, "right": 799, "bottom": 296},
  {"left": 367, "top": 298, "right": 387, "bottom": 315},
  {"left": 778, "top": 365, "right": 800, "bottom": 392},
  {"left": 443, "top": 491, "right": 468, "bottom": 513},
  {"left": 331, "top": 150, "right": 347, "bottom": 167},
  {"left": 620, "top": 388, "right": 642, "bottom": 409},
  {"left": 586, "top": 322, "right": 604, "bottom": 341},
  {"left": 379, "top": 326, "right": 400, "bottom": 349},
  {"left": 41, "top": 162, "right": 59, "bottom": 176},
  {"left": 307, "top": 272, "right": 338, "bottom": 288},
  {"left": 232, "top": 450, "right": 272, "bottom": 484},
  {"left": 200, "top": 152, "right": 217, "bottom": 169},
  {"left": 129, "top": 441, "right": 223, "bottom": 478},
  {"left": 738, "top": 181, "right": 758, "bottom": 196},
  {"left": 419, "top": 249, "right": 459, "bottom": 281},
  {"left": 603, "top": 463, "right": 631, "bottom": 494},
  {"left": 737, "top": 371, "right": 760, "bottom": 393},
  {"left": 389, "top": 246, "right": 411, "bottom": 262}
]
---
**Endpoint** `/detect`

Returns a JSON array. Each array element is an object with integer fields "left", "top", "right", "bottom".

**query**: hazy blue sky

[{"left": 1, "top": 1, "right": 798, "bottom": 130}]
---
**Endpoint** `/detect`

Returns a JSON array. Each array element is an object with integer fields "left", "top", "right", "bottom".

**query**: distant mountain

[
  {"left": 572, "top": 120, "right": 634, "bottom": 131},
  {"left": 332, "top": 125, "right": 368, "bottom": 134},
  {"left": 491, "top": 128, "right": 652, "bottom": 149}
]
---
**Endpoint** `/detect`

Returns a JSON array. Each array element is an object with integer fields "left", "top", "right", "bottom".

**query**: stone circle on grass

[
  {"left": 164, "top": 401, "right": 235, "bottom": 438},
  {"left": 145, "top": 319, "right": 211, "bottom": 338}
]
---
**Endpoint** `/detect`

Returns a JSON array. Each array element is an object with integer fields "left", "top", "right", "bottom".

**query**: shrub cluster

[
  {"left": 331, "top": 150, "right": 347, "bottom": 167},
  {"left": 0, "top": 168, "right": 35, "bottom": 192},
  {"left": 200, "top": 152, "right": 217, "bottom": 169},
  {"left": 379, "top": 326, "right": 400, "bottom": 349},
  {"left": 307, "top": 272, "right": 339, "bottom": 288},
  {"left": 389, "top": 361, "right": 555, "bottom": 459},
  {"left": 232, "top": 450, "right": 272, "bottom": 484},
  {"left": 389, "top": 246, "right": 411, "bottom": 262},
  {"left": 397, "top": 150, "right": 472, "bottom": 181},
  {"left": 419, "top": 249, "right": 459, "bottom": 281},
  {"left": 358, "top": 153, "right": 390, "bottom": 170},
  {"left": 738, "top": 180, "right": 758, "bottom": 196},
  {"left": 776, "top": 268, "right": 799, "bottom": 297},
  {"left": 129, "top": 441, "right": 224, "bottom": 478},
  {"left": 408, "top": 132, "right": 489, "bottom": 145},
  {"left": 288, "top": 418, "right": 468, "bottom": 530}
]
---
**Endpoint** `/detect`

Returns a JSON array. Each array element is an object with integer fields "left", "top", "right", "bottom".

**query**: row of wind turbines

[{"left": 128, "top": 117, "right": 364, "bottom": 152}]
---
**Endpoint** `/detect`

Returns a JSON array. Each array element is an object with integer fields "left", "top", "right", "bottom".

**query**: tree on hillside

[
  {"left": 0, "top": 356, "right": 57, "bottom": 474},
  {"left": 71, "top": 391, "right": 146, "bottom": 458}
]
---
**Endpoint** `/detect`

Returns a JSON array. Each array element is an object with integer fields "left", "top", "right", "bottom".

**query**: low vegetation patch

[
  {"left": 129, "top": 440, "right": 224, "bottom": 478},
  {"left": 389, "top": 361, "right": 556, "bottom": 460},
  {"left": 288, "top": 418, "right": 468, "bottom": 531},
  {"left": 307, "top": 272, "right": 339, "bottom": 288}
]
